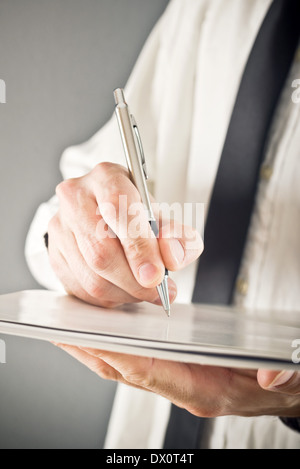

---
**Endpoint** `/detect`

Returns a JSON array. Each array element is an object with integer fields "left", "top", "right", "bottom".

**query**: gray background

[{"left": 0, "top": 0, "right": 169, "bottom": 449}]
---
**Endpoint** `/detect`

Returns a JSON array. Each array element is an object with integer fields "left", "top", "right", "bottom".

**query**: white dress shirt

[{"left": 25, "top": 0, "right": 300, "bottom": 449}]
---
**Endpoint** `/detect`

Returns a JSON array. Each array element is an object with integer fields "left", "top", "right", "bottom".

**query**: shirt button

[
  {"left": 260, "top": 164, "right": 273, "bottom": 181},
  {"left": 236, "top": 278, "right": 248, "bottom": 296}
]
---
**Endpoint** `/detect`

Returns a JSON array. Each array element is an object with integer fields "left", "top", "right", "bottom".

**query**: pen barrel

[
  {"left": 149, "top": 220, "right": 169, "bottom": 280},
  {"left": 149, "top": 219, "right": 159, "bottom": 238},
  {"left": 114, "top": 89, "right": 154, "bottom": 220},
  {"left": 114, "top": 88, "right": 170, "bottom": 316}
]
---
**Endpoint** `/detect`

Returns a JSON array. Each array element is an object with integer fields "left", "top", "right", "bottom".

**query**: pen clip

[{"left": 131, "top": 115, "right": 149, "bottom": 180}]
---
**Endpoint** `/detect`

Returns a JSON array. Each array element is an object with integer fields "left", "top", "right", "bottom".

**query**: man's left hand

[{"left": 53, "top": 345, "right": 300, "bottom": 418}]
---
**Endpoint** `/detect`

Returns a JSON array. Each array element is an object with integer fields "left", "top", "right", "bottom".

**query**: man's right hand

[{"left": 48, "top": 162, "right": 203, "bottom": 309}]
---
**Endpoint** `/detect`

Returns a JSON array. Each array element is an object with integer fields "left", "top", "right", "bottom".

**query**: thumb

[
  {"left": 257, "top": 369, "right": 300, "bottom": 395},
  {"left": 158, "top": 220, "right": 203, "bottom": 272}
]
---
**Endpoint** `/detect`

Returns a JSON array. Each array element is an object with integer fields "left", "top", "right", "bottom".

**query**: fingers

[
  {"left": 54, "top": 344, "right": 153, "bottom": 392},
  {"left": 54, "top": 342, "right": 300, "bottom": 419},
  {"left": 88, "top": 163, "right": 166, "bottom": 289},
  {"left": 76, "top": 348, "right": 193, "bottom": 407},
  {"left": 56, "top": 166, "right": 165, "bottom": 294},
  {"left": 48, "top": 242, "right": 104, "bottom": 307},
  {"left": 87, "top": 164, "right": 203, "bottom": 278},
  {"left": 257, "top": 369, "right": 300, "bottom": 395},
  {"left": 50, "top": 208, "right": 177, "bottom": 306},
  {"left": 71, "top": 350, "right": 237, "bottom": 418},
  {"left": 48, "top": 214, "right": 161, "bottom": 307},
  {"left": 55, "top": 344, "right": 200, "bottom": 410},
  {"left": 48, "top": 235, "right": 131, "bottom": 308},
  {"left": 54, "top": 344, "right": 123, "bottom": 382},
  {"left": 52, "top": 162, "right": 202, "bottom": 309}
]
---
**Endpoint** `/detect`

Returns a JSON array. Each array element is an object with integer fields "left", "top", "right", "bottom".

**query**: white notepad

[{"left": 0, "top": 290, "right": 299, "bottom": 370}]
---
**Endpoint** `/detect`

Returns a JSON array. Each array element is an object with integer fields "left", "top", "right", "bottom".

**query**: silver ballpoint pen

[{"left": 114, "top": 88, "right": 171, "bottom": 317}]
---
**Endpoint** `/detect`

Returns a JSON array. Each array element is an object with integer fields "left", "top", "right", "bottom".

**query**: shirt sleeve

[{"left": 24, "top": 1, "right": 174, "bottom": 290}]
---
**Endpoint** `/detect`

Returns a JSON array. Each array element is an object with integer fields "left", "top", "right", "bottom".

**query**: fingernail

[
  {"left": 139, "top": 263, "right": 161, "bottom": 286},
  {"left": 268, "top": 370, "right": 295, "bottom": 389},
  {"left": 169, "top": 287, "right": 177, "bottom": 303},
  {"left": 169, "top": 238, "right": 185, "bottom": 266}
]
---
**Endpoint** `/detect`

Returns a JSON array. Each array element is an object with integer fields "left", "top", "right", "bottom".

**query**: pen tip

[{"left": 156, "top": 277, "right": 171, "bottom": 318}]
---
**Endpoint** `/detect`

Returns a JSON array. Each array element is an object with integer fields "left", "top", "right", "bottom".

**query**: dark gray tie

[{"left": 164, "top": 0, "right": 300, "bottom": 450}]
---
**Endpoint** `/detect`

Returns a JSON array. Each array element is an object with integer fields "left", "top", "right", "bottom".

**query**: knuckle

[
  {"left": 108, "top": 173, "right": 128, "bottom": 195},
  {"left": 55, "top": 178, "right": 78, "bottom": 202},
  {"left": 84, "top": 277, "right": 105, "bottom": 299},
  {"left": 93, "top": 361, "right": 117, "bottom": 381},
  {"left": 100, "top": 193, "right": 121, "bottom": 222},
  {"left": 95, "top": 161, "right": 115, "bottom": 174},
  {"left": 93, "top": 162, "right": 127, "bottom": 179},
  {"left": 92, "top": 162, "right": 117, "bottom": 183},
  {"left": 98, "top": 300, "right": 120, "bottom": 310},
  {"left": 124, "top": 369, "right": 153, "bottom": 389},
  {"left": 55, "top": 182, "right": 64, "bottom": 199},
  {"left": 55, "top": 180, "right": 68, "bottom": 199},
  {"left": 82, "top": 276, "right": 120, "bottom": 309},
  {"left": 84, "top": 239, "right": 111, "bottom": 273},
  {"left": 121, "top": 358, "right": 155, "bottom": 388},
  {"left": 125, "top": 237, "right": 152, "bottom": 263},
  {"left": 93, "top": 163, "right": 130, "bottom": 197}
]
